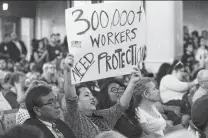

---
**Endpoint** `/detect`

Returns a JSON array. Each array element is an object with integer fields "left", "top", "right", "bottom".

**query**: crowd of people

[{"left": 0, "top": 25, "right": 207, "bottom": 138}]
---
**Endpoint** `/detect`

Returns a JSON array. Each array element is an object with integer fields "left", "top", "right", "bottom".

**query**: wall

[
  {"left": 145, "top": 1, "right": 183, "bottom": 73},
  {"left": 184, "top": 1, "right": 208, "bottom": 33},
  {"left": 20, "top": 18, "right": 34, "bottom": 61},
  {"left": 35, "top": 1, "right": 69, "bottom": 40},
  {"left": 0, "top": 18, "right": 2, "bottom": 42},
  {"left": 0, "top": 1, "right": 36, "bottom": 17}
]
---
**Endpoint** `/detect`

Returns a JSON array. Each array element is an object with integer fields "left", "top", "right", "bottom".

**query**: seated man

[
  {"left": 192, "top": 69, "right": 208, "bottom": 103},
  {"left": 1, "top": 125, "right": 45, "bottom": 138},
  {"left": 191, "top": 95, "right": 208, "bottom": 138},
  {"left": 24, "top": 82, "right": 75, "bottom": 138}
]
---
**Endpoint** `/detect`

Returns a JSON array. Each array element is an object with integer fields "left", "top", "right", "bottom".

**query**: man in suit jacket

[
  {"left": 24, "top": 82, "right": 75, "bottom": 138},
  {"left": 0, "top": 33, "right": 11, "bottom": 59},
  {"left": 8, "top": 32, "right": 27, "bottom": 62}
]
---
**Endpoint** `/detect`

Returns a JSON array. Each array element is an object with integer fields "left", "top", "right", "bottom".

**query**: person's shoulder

[{"left": 23, "top": 118, "right": 37, "bottom": 125}]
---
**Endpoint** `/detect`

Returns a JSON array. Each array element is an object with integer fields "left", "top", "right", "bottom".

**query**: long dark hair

[
  {"left": 167, "top": 60, "right": 184, "bottom": 74},
  {"left": 97, "top": 78, "right": 139, "bottom": 124},
  {"left": 155, "top": 63, "right": 171, "bottom": 87},
  {"left": 97, "top": 78, "right": 125, "bottom": 109}
]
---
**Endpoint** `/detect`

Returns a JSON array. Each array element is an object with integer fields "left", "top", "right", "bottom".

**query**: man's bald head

[{"left": 197, "top": 70, "right": 208, "bottom": 87}]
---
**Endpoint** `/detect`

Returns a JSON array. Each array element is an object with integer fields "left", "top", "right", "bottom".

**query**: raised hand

[
  {"left": 129, "top": 62, "right": 143, "bottom": 86},
  {"left": 63, "top": 53, "right": 74, "bottom": 70},
  {"left": 63, "top": 53, "right": 76, "bottom": 97}
]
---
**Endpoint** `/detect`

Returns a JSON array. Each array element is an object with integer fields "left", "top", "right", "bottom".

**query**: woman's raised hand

[
  {"left": 129, "top": 62, "right": 143, "bottom": 86},
  {"left": 63, "top": 53, "right": 74, "bottom": 71}
]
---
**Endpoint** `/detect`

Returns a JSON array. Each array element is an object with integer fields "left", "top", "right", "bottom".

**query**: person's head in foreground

[
  {"left": 94, "top": 131, "right": 127, "bottom": 138},
  {"left": 192, "top": 95, "right": 208, "bottom": 137},
  {"left": 133, "top": 77, "right": 160, "bottom": 106},
  {"left": 1, "top": 125, "right": 45, "bottom": 138},
  {"left": 197, "top": 69, "right": 208, "bottom": 90},
  {"left": 25, "top": 81, "right": 61, "bottom": 122}
]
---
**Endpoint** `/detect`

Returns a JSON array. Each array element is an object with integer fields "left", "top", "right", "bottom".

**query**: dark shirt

[
  {"left": 114, "top": 114, "right": 143, "bottom": 138},
  {"left": 181, "top": 54, "right": 195, "bottom": 66},
  {"left": 7, "top": 41, "right": 27, "bottom": 62},
  {"left": 24, "top": 118, "right": 76, "bottom": 138},
  {"left": 47, "top": 45, "right": 62, "bottom": 61},
  {"left": 0, "top": 42, "right": 10, "bottom": 58},
  {"left": 4, "top": 90, "right": 19, "bottom": 109}
]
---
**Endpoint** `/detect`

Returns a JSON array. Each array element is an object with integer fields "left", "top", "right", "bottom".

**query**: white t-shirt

[
  {"left": 0, "top": 92, "right": 12, "bottom": 110},
  {"left": 136, "top": 105, "right": 166, "bottom": 136},
  {"left": 160, "top": 74, "right": 188, "bottom": 103}
]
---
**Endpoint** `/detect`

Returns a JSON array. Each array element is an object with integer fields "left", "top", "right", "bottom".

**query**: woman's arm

[
  {"left": 94, "top": 65, "right": 142, "bottom": 128},
  {"left": 120, "top": 66, "right": 142, "bottom": 107},
  {"left": 162, "top": 76, "right": 198, "bottom": 92},
  {"left": 63, "top": 54, "right": 77, "bottom": 98}
]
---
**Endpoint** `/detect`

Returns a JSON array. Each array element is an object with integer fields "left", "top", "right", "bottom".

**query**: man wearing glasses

[
  {"left": 24, "top": 82, "right": 75, "bottom": 138},
  {"left": 192, "top": 70, "right": 208, "bottom": 103},
  {"left": 40, "top": 63, "right": 58, "bottom": 86}
]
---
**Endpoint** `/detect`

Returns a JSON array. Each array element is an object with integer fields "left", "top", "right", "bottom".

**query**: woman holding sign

[
  {"left": 97, "top": 78, "right": 143, "bottom": 138},
  {"left": 63, "top": 53, "right": 142, "bottom": 138}
]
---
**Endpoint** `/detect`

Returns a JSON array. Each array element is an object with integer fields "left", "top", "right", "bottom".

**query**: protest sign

[{"left": 65, "top": 1, "right": 146, "bottom": 84}]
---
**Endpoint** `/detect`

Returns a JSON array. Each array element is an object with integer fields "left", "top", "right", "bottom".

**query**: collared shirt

[
  {"left": 39, "top": 119, "right": 64, "bottom": 138},
  {"left": 192, "top": 87, "right": 208, "bottom": 103},
  {"left": 0, "top": 92, "right": 12, "bottom": 110}
]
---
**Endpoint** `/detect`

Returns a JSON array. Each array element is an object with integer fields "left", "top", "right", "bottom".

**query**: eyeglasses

[
  {"left": 40, "top": 98, "right": 59, "bottom": 107},
  {"left": 109, "top": 87, "right": 125, "bottom": 95}
]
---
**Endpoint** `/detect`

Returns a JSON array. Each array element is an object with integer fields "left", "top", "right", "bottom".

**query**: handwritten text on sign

[{"left": 65, "top": 1, "right": 146, "bottom": 84}]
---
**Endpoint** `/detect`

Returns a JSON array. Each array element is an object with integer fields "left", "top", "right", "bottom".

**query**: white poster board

[{"left": 65, "top": 1, "right": 146, "bottom": 84}]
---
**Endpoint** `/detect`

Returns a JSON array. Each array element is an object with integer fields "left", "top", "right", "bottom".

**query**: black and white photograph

[{"left": 0, "top": 1, "right": 207, "bottom": 138}]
